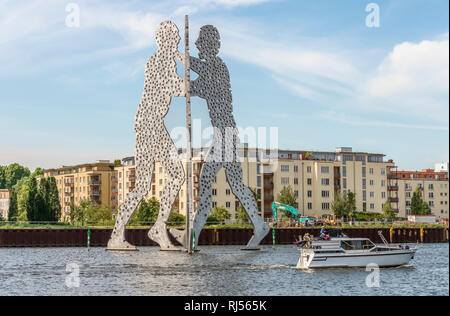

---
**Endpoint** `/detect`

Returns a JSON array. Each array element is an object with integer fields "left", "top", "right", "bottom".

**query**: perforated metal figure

[
  {"left": 171, "top": 25, "right": 270, "bottom": 250},
  {"left": 107, "top": 21, "right": 185, "bottom": 251}
]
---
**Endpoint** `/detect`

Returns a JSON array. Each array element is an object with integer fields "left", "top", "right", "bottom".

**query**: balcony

[
  {"left": 89, "top": 190, "right": 102, "bottom": 196},
  {"left": 264, "top": 196, "right": 274, "bottom": 202},
  {"left": 388, "top": 197, "right": 399, "bottom": 203},
  {"left": 64, "top": 191, "right": 74, "bottom": 197},
  {"left": 264, "top": 183, "right": 274, "bottom": 189},
  {"left": 388, "top": 185, "right": 399, "bottom": 191},
  {"left": 387, "top": 174, "right": 399, "bottom": 179},
  {"left": 88, "top": 180, "right": 102, "bottom": 186}
]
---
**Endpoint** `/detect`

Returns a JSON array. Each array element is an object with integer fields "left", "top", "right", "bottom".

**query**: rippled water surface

[{"left": 0, "top": 243, "right": 448, "bottom": 296}]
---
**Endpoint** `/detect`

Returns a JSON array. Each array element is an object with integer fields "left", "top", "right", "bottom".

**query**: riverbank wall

[{"left": 0, "top": 227, "right": 448, "bottom": 247}]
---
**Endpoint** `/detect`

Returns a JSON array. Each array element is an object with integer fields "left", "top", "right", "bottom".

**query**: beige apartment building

[
  {"left": 395, "top": 169, "right": 449, "bottom": 220},
  {"left": 43, "top": 161, "right": 118, "bottom": 221},
  {"left": 116, "top": 146, "right": 396, "bottom": 220},
  {"left": 0, "top": 189, "right": 13, "bottom": 220}
]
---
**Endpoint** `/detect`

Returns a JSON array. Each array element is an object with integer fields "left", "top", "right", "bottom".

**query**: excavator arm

[{"left": 272, "top": 202, "right": 300, "bottom": 221}]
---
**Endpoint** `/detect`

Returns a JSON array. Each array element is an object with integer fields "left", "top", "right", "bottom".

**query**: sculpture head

[
  {"left": 155, "top": 21, "right": 181, "bottom": 53},
  {"left": 195, "top": 25, "right": 220, "bottom": 60}
]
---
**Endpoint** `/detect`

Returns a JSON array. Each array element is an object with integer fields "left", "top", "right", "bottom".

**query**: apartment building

[
  {"left": 116, "top": 146, "right": 395, "bottom": 220},
  {"left": 395, "top": 169, "right": 449, "bottom": 220},
  {"left": 43, "top": 161, "right": 117, "bottom": 220},
  {"left": 0, "top": 189, "right": 12, "bottom": 220}
]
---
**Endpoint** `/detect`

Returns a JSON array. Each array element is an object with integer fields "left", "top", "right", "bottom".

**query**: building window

[
  {"left": 307, "top": 178, "right": 312, "bottom": 186},
  {"left": 362, "top": 179, "right": 366, "bottom": 189},
  {"left": 322, "top": 203, "right": 330, "bottom": 210},
  {"left": 294, "top": 166, "right": 299, "bottom": 173},
  {"left": 226, "top": 189, "right": 231, "bottom": 196},
  {"left": 321, "top": 166, "right": 330, "bottom": 174},
  {"left": 382, "top": 192, "right": 386, "bottom": 199},
  {"left": 212, "top": 202, "right": 217, "bottom": 208},
  {"left": 429, "top": 192, "right": 434, "bottom": 198},
  {"left": 428, "top": 184, "right": 434, "bottom": 190},
  {"left": 342, "top": 166, "right": 346, "bottom": 177},
  {"left": 226, "top": 202, "right": 231, "bottom": 208},
  {"left": 370, "top": 192, "right": 374, "bottom": 198},
  {"left": 429, "top": 201, "right": 434, "bottom": 207},
  {"left": 381, "top": 180, "right": 386, "bottom": 187},
  {"left": 321, "top": 178, "right": 330, "bottom": 186},
  {"left": 307, "top": 191, "right": 312, "bottom": 198},
  {"left": 294, "top": 178, "right": 299, "bottom": 185},
  {"left": 362, "top": 191, "right": 366, "bottom": 201},
  {"left": 295, "top": 190, "right": 299, "bottom": 198},
  {"left": 321, "top": 191, "right": 330, "bottom": 198},
  {"left": 381, "top": 168, "right": 386, "bottom": 175},
  {"left": 307, "top": 203, "right": 313, "bottom": 210},
  {"left": 343, "top": 178, "right": 347, "bottom": 189},
  {"left": 370, "top": 180, "right": 374, "bottom": 186},
  {"left": 212, "top": 189, "right": 217, "bottom": 196},
  {"left": 362, "top": 167, "right": 366, "bottom": 178},
  {"left": 369, "top": 168, "right": 374, "bottom": 175},
  {"left": 281, "top": 178, "right": 290, "bottom": 185},
  {"left": 257, "top": 176, "right": 261, "bottom": 187},
  {"left": 307, "top": 166, "right": 312, "bottom": 173},
  {"left": 281, "top": 165, "right": 289, "bottom": 172},
  {"left": 370, "top": 203, "right": 375, "bottom": 210}
]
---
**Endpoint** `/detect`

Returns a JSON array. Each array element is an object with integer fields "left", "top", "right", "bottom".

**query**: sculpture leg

[
  {"left": 225, "top": 163, "right": 269, "bottom": 250},
  {"left": 148, "top": 151, "right": 185, "bottom": 251},
  {"left": 107, "top": 162, "right": 153, "bottom": 251},
  {"left": 171, "top": 160, "right": 222, "bottom": 249}
]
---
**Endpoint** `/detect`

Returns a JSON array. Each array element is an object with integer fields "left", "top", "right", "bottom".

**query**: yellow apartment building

[
  {"left": 43, "top": 161, "right": 118, "bottom": 221},
  {"left": 116, "top": 146, "right": 396, "bottom": 220},
  {"left": 395, "top": 170, "right": 449, "bottom": 220}
]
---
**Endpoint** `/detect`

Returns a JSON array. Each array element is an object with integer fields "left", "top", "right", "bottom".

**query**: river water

[{"left": 0, "top": 243, "right": 448, "bottom": 296}]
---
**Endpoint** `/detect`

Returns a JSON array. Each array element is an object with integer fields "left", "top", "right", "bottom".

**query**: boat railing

[{"left": 378, "top": 231, "right": 390, "bottom": 247}]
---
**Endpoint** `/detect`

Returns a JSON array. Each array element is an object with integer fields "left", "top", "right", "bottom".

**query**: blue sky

[{"left": 0, "top": 0, "right": 448, "bottom": 171}]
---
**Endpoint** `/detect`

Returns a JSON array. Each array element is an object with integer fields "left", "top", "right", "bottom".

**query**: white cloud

[{"left": 364, "top": 38, "right": 449, "bottom": 122}]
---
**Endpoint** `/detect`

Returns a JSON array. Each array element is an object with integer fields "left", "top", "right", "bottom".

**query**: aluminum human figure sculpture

[
  {"left": 107, "top": 21, "right": 185, "bottom": 251},
  {"left": 171, "top": 25, "right": 270, "bottom": 250}
]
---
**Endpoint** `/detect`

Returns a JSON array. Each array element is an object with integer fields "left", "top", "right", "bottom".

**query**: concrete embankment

[{"left": 0, "top": 227, "right": 448, "bottom": 247}]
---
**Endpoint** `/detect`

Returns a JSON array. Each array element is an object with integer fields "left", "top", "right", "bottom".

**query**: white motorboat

[{"left": 296, "top": 231, "right": 418, "bottom": 269}]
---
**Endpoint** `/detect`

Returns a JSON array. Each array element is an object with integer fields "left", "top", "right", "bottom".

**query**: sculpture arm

[
  {"left": 189, "top": 56, "right": 203, "bottom": 74},
  {"left": 175, "top": 51, "right": 185, "bottom": 65}
]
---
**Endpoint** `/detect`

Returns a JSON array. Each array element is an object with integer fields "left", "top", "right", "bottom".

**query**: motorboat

[{"left": 296, "top": 231, "right": 418, "bottom": 269}]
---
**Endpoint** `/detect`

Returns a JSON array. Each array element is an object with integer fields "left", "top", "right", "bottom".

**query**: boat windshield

[{"left": 340, "top": 240, "right": 374, "bottom": 250}]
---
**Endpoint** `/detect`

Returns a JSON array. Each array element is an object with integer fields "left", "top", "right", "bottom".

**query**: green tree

[
  {"left": 168, "top": 212, "right": 186, "bottom": 224},
  {"left": 31, "top": 168, "right": 43, "bottom": 178},
  {"left": 236, "top": 205, "right": 249, "bottom": 223},
  {"left": 411, "top": 187, "right": 432, "bottom": 215},
  {"left": 382, "top": 200, "right": 396, "bottom": 219},
  {"left": 133, "top": 199, "right": 160, "bottom": 223},
  {"left": 277, "top": 185, "right": 298, "bottom": 208},
  {"left": 332, "top": 191, "right": 348, "bottom": 218},
  {"left": 47, "top": 177, "right": 61, "bottom": 221},
  {"left": 346, "top": 191, "right": 357, "bottom": 214},
  {"left": 0, "top": 164, "right": 31, "bottom": 189},
  {"left": 276, "top": 185, "right": 298, "bottom": 218},
  {"left": 13, "top": 177, "right": 29, "bottom": 221},
  {"left": 0, "top": 166, "right": 5, "bottom": 189},
  {"left": 26, "top": 176, "right": 40, "bottom": 221},
  {"left": 113, "top": 160, "right": 122, "bottom": 168},
  {"left": 211, "top": 206, "right": 231, "bottom": 223},
  {"left": 8, "top": 190, "right": 19, "bottom": 221}
]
